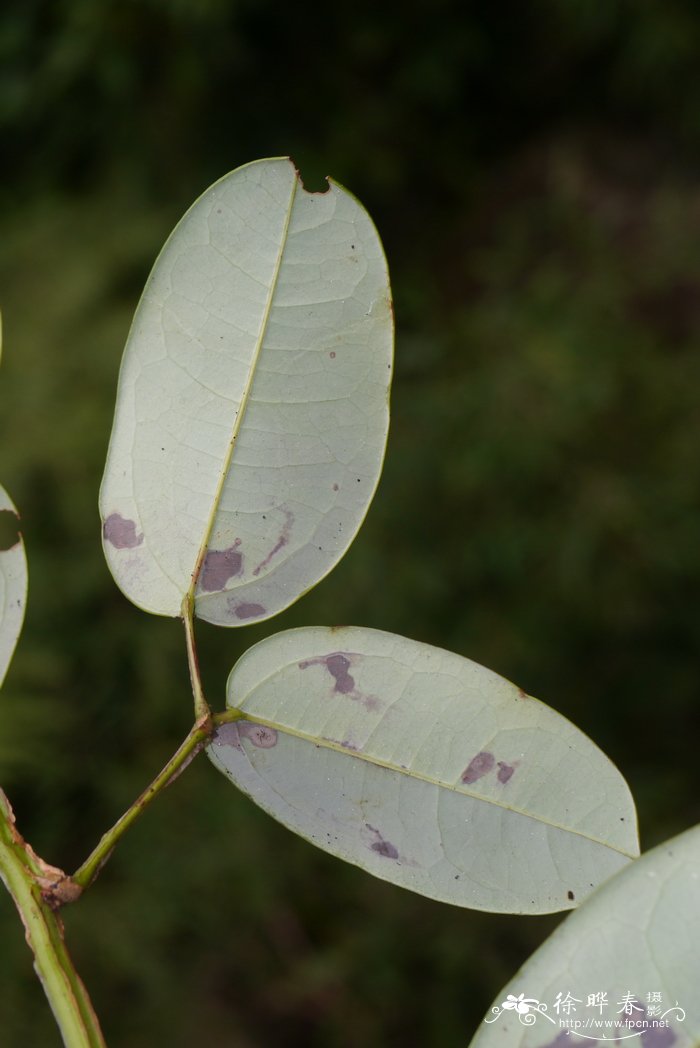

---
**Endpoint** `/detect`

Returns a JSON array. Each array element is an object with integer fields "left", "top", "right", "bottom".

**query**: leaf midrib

[
  {"left": 189, "top": 171, "right": 299, "bottom": 597},
  {"left": 220, "top": 708, "right": 638, "bottom": 858}
]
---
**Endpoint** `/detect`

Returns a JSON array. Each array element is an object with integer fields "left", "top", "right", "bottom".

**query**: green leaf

[
  {"left": 470, "top": 823, "right": 700, "bottom": 1046},
  {"left": 100, "top": 158, "right": 393, "bottom": 626},
  {"left": 0, "top": 485, "right": 27, "bottom": 689},
  {"left": 208, "top": 627, "right": 639, "bottom": 913}
]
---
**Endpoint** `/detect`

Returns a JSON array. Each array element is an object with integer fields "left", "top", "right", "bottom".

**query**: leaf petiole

[{"left": 72, "top": 713, "right": 212, "bottom": 892}]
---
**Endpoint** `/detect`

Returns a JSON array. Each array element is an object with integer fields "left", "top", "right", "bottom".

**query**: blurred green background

[{"left": 2, "top": 1, "right": 700, "bottom": 1045}]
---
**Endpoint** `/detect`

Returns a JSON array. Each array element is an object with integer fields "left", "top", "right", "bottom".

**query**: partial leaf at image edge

[
  {"left": 0, "top": 484, "right": 27, "bottom": 689},
  {"left": 208, "top": 626, "right": 639, "bottom": 915},
  {"left": 100, "top": 158, "right": 393, "bottom": 627},
  {"left": 469, "top": 823, "right": 700, "bottom": 1048}
]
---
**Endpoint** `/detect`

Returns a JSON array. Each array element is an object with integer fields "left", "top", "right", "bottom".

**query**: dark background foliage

[{"left": 1, "top": 2, "right": 700, "bottom": 1044}]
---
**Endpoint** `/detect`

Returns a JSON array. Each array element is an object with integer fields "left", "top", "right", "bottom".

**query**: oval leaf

[
  {"left": 100, "top": 158, "right": 393, "bottom": 625},
  {"left": 0, "top": 485, "right": 27, "bottom": 688},
  {"left": 208, "top": 627, "right": 639, "bottom": 913},
  {"left": 470, "top": 823, "right": 700, "bottom": 1048}
]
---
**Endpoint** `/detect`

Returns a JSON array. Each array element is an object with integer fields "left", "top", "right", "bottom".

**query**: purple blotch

[
  {"left": 239, "top": 722, "right": 278, "bottom": 748},
  {"left": 461, "top": 751, "right": 495, "bottom": 784},
  {"left": 642, "top": 1023, "right": 676, "bottom": 1048},
  {"left": 539, "top": 1034, "right": 581, "bottom": 1048},
  {"left": 211, "top": 723, "right": 243, "bottom": 751},
  {"left": 233, "top": 602, "right": 266, "bottom": 620},
  {"left": 366, "top": 824, "right": 399, "bottom": 860},
  {"left": 372, "top": 839, "right": 399, "bottom": 859},
  {"left": 497, "top": 761, "right": 515, "bottom": 784},
  {"left": 632, "top": 1007, "right": 677, "bottom": 1048},
  {"left": 103, "top": 512, "right": 143, "bottom": 550},
  {"left": 298, "top": 651, "right": 380, "bottom": 710},
  {"left": 299, "top": 652, "right": 355, "bottom": 694},
  {"left": 325, "top": 654, "right": 355, "bottom": 694},
  {"left": 200, "top": 540, "right": 243, "bottom": 592},
  {"left": 253, "top": 508, "right": 294, "bottom": 577}
]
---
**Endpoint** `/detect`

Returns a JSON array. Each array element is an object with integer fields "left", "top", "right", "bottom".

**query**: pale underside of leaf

[
  {"left": 0, "top": 485, "right": 27, "bottom": 689},
  {"left": 470, "top": 823, "right": 700, "bottom": 1048},
  {"left": 100, "top": 158, "right": 393, "bottom": 626},
  {"left": 208, "top": 627, "right": 639, "bottom": 914}
]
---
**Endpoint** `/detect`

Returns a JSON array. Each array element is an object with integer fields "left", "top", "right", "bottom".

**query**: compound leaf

[
  {"left": 208, "top": 627, "right": 639, "bottom": 914},
  {"left": 100, "top": 158, "right": 393, "bottom": 626}
]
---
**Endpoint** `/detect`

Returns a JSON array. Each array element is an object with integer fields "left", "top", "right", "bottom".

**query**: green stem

[
  {"left": 72, "top": 714, "right": 212, "bottom": 891},
  {"left": 0, "top": 790, "right": 106, "bottom": 1047}
]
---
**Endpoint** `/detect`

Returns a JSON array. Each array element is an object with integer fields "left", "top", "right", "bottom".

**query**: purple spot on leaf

[
  {"left": 497, "top": 761, "right": 515, "bottom": 784},
  {"left": 299, "top": 652, "right": 355, "bottom": 694},
  {"left": 103, "top": 513, "right": 143, "bottom": 550},
  {"left": 366, "top": 824, "right": 399, "bottom": 860},
  {"left": 325, "top": 654, "right": 355, "bottom": 693},
  {"left": 211, "top": 723, "right": 243, "bottom": 751},
  {"left": 461, "top": 751, "right": 495, "bottom": 784},
  {"left": 298, "top": 652, "right": 380, "bottom": 710},
  {"left": 233, "top": 602, "right": 266, "bottom": 620},
  {"left": 538, "top": 1034, "right": 581, "bottom": 1048},
  {"left": 200, "top": 540, "right": 243, "bottom": 591},
  {"left": 239, "top": 722, "right": 278, "bottom": 748},
  {"left": 372, "top": 839, "right": 399, "bottom": 859},
  {"left": 641, "top": 1023, "right": 676, "bottom": 1048},
  {"left": 253, "top": 508, "right": 294, "bottom": 576},
  {"left": 629, "top": 1007, "right": 677, "bottom": 1048}
]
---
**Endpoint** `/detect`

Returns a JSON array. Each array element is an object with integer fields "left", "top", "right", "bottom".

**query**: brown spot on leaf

[
  {"left": 0, "top": 510, "right": 20, "bottom": 551},
  {"left": 567, "top": 889, "right": 575, "bottom": 901},
  {"left": 239, "top": 722, "right": 278, "bottom": 748},
  {"left": 517, "top": 687, "right": 527, "bottom": 699},
  {"left": 103, "top": 513, "right": 143, "bottom": 549},
  {"left": 200, "top": 540, "right": 243, "bottom": 592},
  {"left": 461, "top": 751, "right": 495, "bottom": 784},
  {"left": 496, "top": 761, "right": 515, "bottom": 784}
]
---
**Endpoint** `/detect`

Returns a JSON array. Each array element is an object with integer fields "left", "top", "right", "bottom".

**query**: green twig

[
  {"left": 0, "top": 790, "right": 106, "bottom": 1047},
  {"left": 73, "top": 600, "right": 212, "bottom": 891},
  {"left": 72, "top": 714, "right": 212, "bottom": 891}
]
